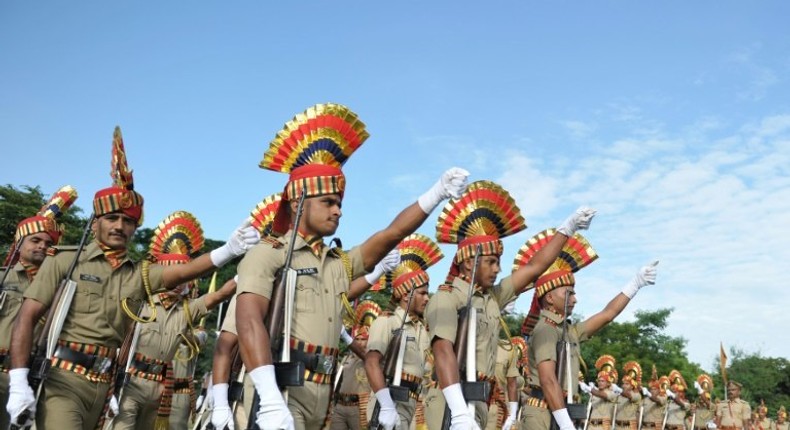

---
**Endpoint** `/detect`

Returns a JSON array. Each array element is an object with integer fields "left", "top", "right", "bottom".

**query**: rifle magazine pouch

[
  {"left": 388, "top": 385, "right": 410, "bottom": 403},
  {"left": 229, "top": 380, "right": 244, "bottom": 402},
  {"left": 566, "top": 402, "right": 587, "bottom": 420},
  {"left": 274, "top": 361, "right": 305, "bottom": 387},
  {"left": 461, "top": 381, "right": 490, "bottom": 402}
]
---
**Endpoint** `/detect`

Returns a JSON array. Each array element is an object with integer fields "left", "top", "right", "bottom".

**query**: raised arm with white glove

[
  {"left": 502, "top": 402, "right": 519, "bottom": 430},
  {"left": 611, "top": 383, "right": 623, "bottom": 395},
  {"left": 694, "top": 381, "right": 703, "bottom": 394},
  {"left": 665, "top": 389, "right": 676, "bottom": 400},
  {"left": 417, "top": 167, "right": 470, "bottom": 214},
  {"left": 5, "top": 368, "right": 36, "bottom": 427},
  {"left": 579, "top": 381, "right": 593, "bottom": 394},
  {"left": 642, "top": 386, "right": 651, "bottom": 398},
  {"left": 211, "top": 382, "right": 234, "bottom": 430},
  {"left": 210, "top": 220, "right": 261, "bottom": 267},
  {"left": 364, "top": 248, "right": 401, "bottom": 284},
  {"left": 557, "top": 206, "right": 597, "bottom": 237},
  {"left": 621, "top": 261, "right": 659, "bottom": 299},
  {"left": 250, "top": 365, "right": 294, "bottom": 430},
  {"left": 443, "top": 383, "right": 481, "bottom": 430},
  {"left": 374, "top": 388, "right": 399, "bottom": 430}
]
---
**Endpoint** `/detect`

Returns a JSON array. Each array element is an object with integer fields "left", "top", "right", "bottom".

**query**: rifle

[
  {"left": 104, "top": 304, "right": 144, "bottom": 428},
  {"left": 660, "top": 396, "right": 670, "bottom": 430},
  {"left": 11, "top": 214, "right": 94, "bottom": 430},
  {"left": 247, "top": 192, "right": 307, "bottom": 429},
  {"left": 551, "top": 289, "right": 586, "bottom": 430},
  {"left": 441, "top": 245, "right": 489, "bottom": 430},
  {"left": 368, "top": 288, "right": 416, "bottom": 429},
  {"left": 0, "top": 238, "right": 22, "bottom": 312}
]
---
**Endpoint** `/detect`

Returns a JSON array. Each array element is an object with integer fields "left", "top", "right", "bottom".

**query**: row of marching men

[{"left": 578, "top": 355, "right": 789, "bottom": 430}]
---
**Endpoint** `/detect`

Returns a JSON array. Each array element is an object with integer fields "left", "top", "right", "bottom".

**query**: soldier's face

[
  {"left": 18, "top": 232, "right": 54, "bottom": 266},
  {"left": 407, "top": 285, "right": 430, "bottom": 317},
  {"left": 547, "top": 286, "right": 577, "bottom": 316},
  {"left": 468, "top": 255, "right": 500, "bottom": 288},
  {"left": 298, "top": 194, "right": 342, "bottom": 237},
  {"left": 93, "top": 213, "right": 137, "bottom": 250},
  {"left": 727, "top": 384, "right": 740, "bottom": 399},
  {"left": 597, "top": 377, "right": 609, "bottom": 389}
]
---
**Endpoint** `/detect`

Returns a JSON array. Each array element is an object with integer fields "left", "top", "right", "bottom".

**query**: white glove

[
  {"left": 621, "top": 260, "right": 659, "bottom": 299},
  {"left": 552, "top": 408, "right": 576, "bottom": 430},
  {"left": 502, "top": 402, "right": 518, "bottom": 430},
  {"left": 211, "top": 405, "right": 235, "bottom": 430},
  {"left": 579, "top": 381, "right": 592, "bottom": 394},
  {"left": 556, "top": 206, "right": 597, "bottom": 236},
  {"left": 109, "top": 395, "right": 119, "bottom": 416},
  {"left": 196, "top": 394, "right": 205, "bottom": 411},
  {"left": 340, "top": 326, "right": 353, "bottom": 344},
  {"left": 250, "top": 365, "right": 294, "bottom": 430},
  {"left": 706, "top": 421, "right": 717, "bottom": 429},
  {"left": 210, "top": 220, "right": 261, "bottom": 267},
  {"left": 665, "top": 388, "right": 676, "bottom": 399},
  {"left": 195, "top": 329, "right": 209, "bottom": 347},
  {"left": 375, "top": 388, "right": 399, "bottom": 430},
  {"left": 443, "top": 383, "right": 481, "bottom": 430},
  {"left": 417, "top": 167, "right": 470, "bottom": 213},
  {"left": 6, "top": 368, "right": 36, "bottom": 427},
  {"left": 365, "top": 249, "right": 401, "bottom": 284},
  {"left": 612, "top": 383, "right": 623, "bottom": 395},
  {"left": 694, "top": 381, "right": 703, "bottom": 393},
  {"left": 642, "top": 386, "right": 651, "bottom": 397}
]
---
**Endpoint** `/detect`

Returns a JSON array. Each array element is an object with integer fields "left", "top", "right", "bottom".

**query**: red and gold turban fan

[
  {"left": 92, "top": 127, "right": 144, "bottom": 225},
  {"left": 696, "top": 374, "right": 713, "bottom": 400},
  {"left": 248, "top": 193, "right": 283, "bottom": 237},
  {"left": 436, "top": 180, "right": 526, "bottom": 283},
  {"left": 5, "top": 185, "right": 78, "bottom": 267},
  {"left": 622, "top": 361, "right": 643, "bottom": 390},
  {"left": 595, "top": 354, "right": 617, "bottom": 383},
  {"left": 515, "top": 229, "right": 597, "bottom": 336},
  {"left": 259, "top": 103, "right": 369, "bottom": 236},
  {"left": 370, "top": 233, "right": 443, "bottom": 302},
  {"left": 352, "top": 300, "right": 381, "bottom": 340},
  {"left": 668, "top": 369, "right": 687, "bottom": 393}
]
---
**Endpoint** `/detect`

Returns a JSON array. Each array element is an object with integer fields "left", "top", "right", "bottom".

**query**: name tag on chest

[
  {"left": 295, "top": 267, "right": 318, "bottom": 276},
  {"left": 79, "top": 274, "right": 102, "bottom": 283}
]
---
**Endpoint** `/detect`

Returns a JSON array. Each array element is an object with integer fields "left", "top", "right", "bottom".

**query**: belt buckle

[
  {"left": 149, "top": 363, "right": 163, "bottom": 375},
  {"left": 92, "top": 356, "right": 112, "bottom": 374},
  {"left": 315, "top": 354, "right": 334, "bottom": 375}
]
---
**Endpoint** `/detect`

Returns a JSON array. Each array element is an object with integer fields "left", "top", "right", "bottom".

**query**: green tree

[{"left": 711, "top": 348, "right": 790, "bottom": 414}]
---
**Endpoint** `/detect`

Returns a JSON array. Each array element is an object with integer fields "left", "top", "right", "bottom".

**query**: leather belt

[
  {"left": 588, "top": 419, "right": 609, "bottom": 425},
  {"left": 131, "top": 357, "right": 166, "bottom": 376},
  {"left": 173, "top": 379, "right": 191, "bottom": 391},
  {"left": 290, "top": 348, "right": 337, "bottom": 375},
  {"left": 616, "top": 420, "right": 634, "bottom": 426},
  {"left": 53, "top": 344, "right": 113, "bottom": 374},
  {"left": 642, "top": 423, "right": 658, "bottom": 428},
  {"left": 336, "top": 393, "right": 360, "bottom": 406}
]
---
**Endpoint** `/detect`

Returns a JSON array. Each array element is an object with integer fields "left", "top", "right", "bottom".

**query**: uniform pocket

[
  {"left": 295, "top": 281, "right": 319, "bottom": 313},
  {"left": 73, "top": 280, "right": 102, "bottom": 313},
  {"left": 0, "top": 295, "right": 22, "bottom": 317}
]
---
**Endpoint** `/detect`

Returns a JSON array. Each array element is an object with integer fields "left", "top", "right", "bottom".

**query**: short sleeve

[
  {"left": 236, "top": 243, "right": 285, "bottom": 299},
  {"left": 425, "top": 289, "right": 461, "bottom": 344}
]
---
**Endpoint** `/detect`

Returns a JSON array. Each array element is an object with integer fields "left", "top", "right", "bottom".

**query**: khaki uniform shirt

[
  {"left": 25, "top": 241, "right": 165, "bottom": 348},
  {"left": 667, "top": 398, "right": 691, "bottom": 426},
  {"left": 690, "top": 400, "right": 716, "bottom": 429},
  {"left": 643, "top": 395, "right": 668, "bottom": 425},
  {"left": 367, "top": 306, "right": 430, "bottom": 381},
  {"left": 615, "top": 392, "right": 643, "bottom": 422},
  {"left": 0, "top": 263, "right": 31, "bottom": 352},
  {"left": 425, "top": 276, "right": 515, "bottom": 378},
  {"left": 590, "top": 390, "right": 618, "bottom": 420},
  {"left": 526, "top": 309, "right": 588, "bottom": 395},
  {"left": 716, "top": 399, "right": 751, "bottom": 428},
  {"left": 236, "top": 232, "right": 365, "bottom": 349},
  {"left": 756, "top": 418, "right": 775, "bottom": 430},
  {"left": 136, "top": 298, "right": 208, "bottom": 361},
  {"left": 494, "top": 343, "right": 520, "bottom": 403},
  {"left": 337, "top": 354, "right": 369, "bottom": 395},
  {"left": 775, "top": 421, "right": 788, "bottom": 430}
]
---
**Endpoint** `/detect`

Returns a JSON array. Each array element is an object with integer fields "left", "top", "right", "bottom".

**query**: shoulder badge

[
  {"left": 260, "top": 235, "right": 284, "bottom": 249},
  {"left": 46, "top": 245, "right": 79, "bottom": 256}
]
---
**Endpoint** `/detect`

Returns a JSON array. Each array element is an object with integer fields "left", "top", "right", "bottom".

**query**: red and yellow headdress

[
  {"left": 5, "top": 185, "right": 78, "bottom": 266},
  {"left": 248, "top": 193, "right": 283, "bottom": 236},
  {"left": 595, "top": 355, "right": 617, "bottom": 383},
  {"left": 515, "top": 229, "right": 597, "bottom": 335},
  {"left": 511, "top": 336, "right": 529, "bottom": 369},
  {"left": 758, "top": 400, "right": 768, "bottom": 415},
  {"left": 778, "top": 406, "right": 787, "bottom": 420},
  {"left": 622, "top": 361, "right": 643, "bottom": 390},
  {"left": 669, "top": 369, "right": 687, "bottom": 393},
  {"left": 658, "top": 375, "right": 670, "bottom": 391},
  {"left": 352, "top": 300, "right": 381, "bottom": 340},
  {"left": 436, "top": 180, "right": 525, "bottom": 282},
  {"left": 697, "top": 374, "right": 713, "bottom": 400},
  {"left": 93, "top": 127, "right": 144, "bottom": 225},
  {"left": 149, "top": 211, "right": 204, "bottom": 304},
  {"left": 371, "top": 233, "right": 443, "bottom": 299},
  {"left": 260, "top": 103, "right": 369, "bottom": 236}
]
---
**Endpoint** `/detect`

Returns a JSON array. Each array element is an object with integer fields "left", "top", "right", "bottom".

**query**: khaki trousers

[
  {"left": 37, "top": 368, "right": 110, "bottom": 430},
  {"left": 112, "top": 376, "right": 163, "bottom": 430},
  {"left": 422, "top": 386, "right": 488, "bottom": 429}
]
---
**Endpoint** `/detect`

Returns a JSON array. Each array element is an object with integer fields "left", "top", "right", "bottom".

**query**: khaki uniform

[
  {"left": 169, "top": 343, "right": 198, "bottom": 429},
  {"left": 0, "top": 263, "right": 33, "bottom": 428},
  {"left": 688, "top": 400, "right": 716, "bottom": 430},
  {"left": 486, "top": 343, "right": 520, "bottom": 430},
  {"left": 24, "top": 241, "right": 165, "bottom": 430},
  {"left": 589, "top": 390, "right": 618, "bottom": 430},
  {"left": 521, "top": 309, "right": 589, "bottom": 430},
  {"left": 366, "top": 307, "right": 430, "bottom": 428},
  {"left": 665, "top": 398, "right": 691, "bottom": 430},
  {"left": 775, "top": 421, "right": 788, "bottom": 430},
  {"left": 715, "top": 399, "right": 751, "bottom": 430},
  {"left": 330, "top": 354, "right": 370, "bottom": 430},
  {"left": 423, "top": 275, "right": 516, "bottom": 429},
  {"left": 756, "top": 418, "right": 775, "bottom": 430},
  {"left": 236, "top": 233, "right": 365, "bottom": 430},
  {"left": 614, "top": 392, "right": 643, "bottom": 430},
  {"left": 113, "top": 297, "right": 207, "bottom": 430},
  {"left": 642, "top": 395, "right": 668, "bottom": 429}
]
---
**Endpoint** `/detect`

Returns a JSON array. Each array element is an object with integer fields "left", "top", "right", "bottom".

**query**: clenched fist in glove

[
  {"left": 557, "top": 206, "right": 597, "bottom": 237},
  {"left": 418, "top": 167, "right": 470, "bottom": 213},
  {"left": 210, "top": 219, "right": 261, "bottom": 267},
  {"left": 621, "top": 261, "right": 659, "bottom": 299},
  {"left": 374, "top": 388, "right": 399, "bottom": 430},
  {"left": 365, "top": 248, "right": 401, "bottom": 284},
  {"left": 6, "top": 368, "right": 36, "bottom": 427},
  {"left": 250, "top": 365, "right": 294, "bottom": 430},
  {"left": 502, "top": 402, "right": 519, "bottom": 430}
]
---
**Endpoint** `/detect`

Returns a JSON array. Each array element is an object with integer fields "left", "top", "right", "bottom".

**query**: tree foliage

[{"left": 710, "top": 348, "right": 790, "bottom": 414}]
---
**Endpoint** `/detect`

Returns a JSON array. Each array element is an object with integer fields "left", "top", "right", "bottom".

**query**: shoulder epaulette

[
  {"left": 329, "top": 247, "right": 353, "bottom": 283},
  {"left": 260, "top": 235, "right": 284, "bottom": 248},
  {"left": 438, "top": 284, "right": 454, "bottom": 293},
  {"left": 542, "top": 316, "right": 558, "bottom": 327},
  {"left": 46, "top": 245, "right": 80, "bottom": 256}
]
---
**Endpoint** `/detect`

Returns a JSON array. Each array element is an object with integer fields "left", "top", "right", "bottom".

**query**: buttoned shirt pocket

[
  {"left": 295, "top": 279, "right": 319, "bottom": 313},
  {"left": 137, "top": 321, "right": 160, "bottom": 349},
  {"left": 73, "top": 277, "right": 103, "bottom": 313},
  {"left": 0, "top": 291, "right": 22, "bottom": 317}
]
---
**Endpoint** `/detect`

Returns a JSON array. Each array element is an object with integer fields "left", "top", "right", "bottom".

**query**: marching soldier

[
  {"left": 6, "top": 127, "right": 258, "bottom": 430},
  {"left": 330, "top": 301, "right": 379, "bottom": 430},
  {"left": 776, "top": 407, "right": 788, "bottom": 430},
  {"left": 580, "top": 355, "right": 618, "bottom": 430},
  {"left": 0, "top": 185, "right": 78, "bottom": 428},
  {"left": 642, "top": 368, "right": 668, "bottom": 430},
  {"left": 235, "top": 103, "right": 469, "bottom": 429},
  {"left": 112, "top": 211, "right": 237, "bottom": 430},
  {"left": 665, "top": 370, "right": 691, "bottom": 430},
  {"left": 614, "top": 361, "right": 643, "bottom": 430},
  {"left": 425, "top": 180, "right": 596, "bottom": 429},
  {"left": 365, "top": 233, "right": 441, "bottom": 430},
  {"left": 754, "top": 401, "right": 774, "bottom": 430},
  {"left": 169, "top": 330, "right": 207, "bottom": 429},
  {"left": 689, "top": 374, "right": 716, "bottom": 430},
  {"left": 520, "top": 226, "right": 658, "bottom": 430},
  {"left": 487, "top": 335, "right": 520, "bottom": 430},
  {"left": 715, "top": 381, "right": 751, "bottom": 430}
]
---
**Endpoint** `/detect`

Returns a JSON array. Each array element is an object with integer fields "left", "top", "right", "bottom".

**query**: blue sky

[{"left": 2, "top": 1, "right": 789, "bottom": 371}]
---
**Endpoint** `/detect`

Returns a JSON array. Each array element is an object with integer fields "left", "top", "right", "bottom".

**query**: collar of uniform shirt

[
  {"left": 97, "top": 240, "right": 128, "bottom": 270},
  {"left": 296, "top": 229, "right": 325, "bottom": 258}
]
